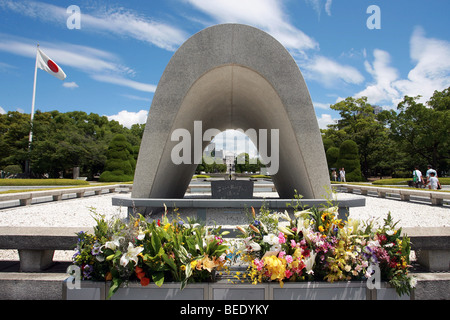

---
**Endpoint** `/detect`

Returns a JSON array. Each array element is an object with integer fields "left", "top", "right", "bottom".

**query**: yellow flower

[
  {"left": 180, "top": 265, "right": 186, "bottom": 271},
  {"left": 318, "top": 226, "right": 324, "bottom": 232}
]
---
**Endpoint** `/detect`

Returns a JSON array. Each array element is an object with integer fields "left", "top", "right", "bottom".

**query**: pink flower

[
  {"left": 285, "top": 269, "right": 293, "bottom": 279},
  {"left": 254, "top": 259, "right": 265, "bottom": 271},
  {"left": 290, "top": 240, "right": 298, "bottom": 248},
  {"left": 285, "top": 255, "right": 293, "bottom": 264},
  {"left": 278, "top": 251, "right": 286, "bottom": 259},
  {"left": 278, "top": 232, "right": 286, "bottom": 244}
]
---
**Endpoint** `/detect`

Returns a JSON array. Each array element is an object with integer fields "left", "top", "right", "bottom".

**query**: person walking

[
  {"left": 339, "top": 167, "right": 346, "bottom": 183},
  {"left": 331, "top": 169, "right": 337, "bottom": 182},
  {"left": 412, "top": 166, "right": 424, "bottom": 188},
  {"left": 428, "top": 172, "right": 441, "bottom": 190},
  {"left": 425, "top": 165, "right": 437, "bottom": 185}
]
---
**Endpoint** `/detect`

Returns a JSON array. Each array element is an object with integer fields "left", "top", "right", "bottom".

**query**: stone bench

[
  {"left": 0, "top": 184, "right": 132, "bottom": 207},
  {"left": 403, "top": 227, "right": 450, "bottom": 271},
  {"left": 343, "top": 184, "right": 450, "bottom": 205},
  {"left": 0, "top": 227, "right": 91, "bottom": 272}
]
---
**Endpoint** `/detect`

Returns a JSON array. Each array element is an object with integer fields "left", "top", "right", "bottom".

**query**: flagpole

[{"left": 25, "top": 44, "right": 39, "bottom": 177}]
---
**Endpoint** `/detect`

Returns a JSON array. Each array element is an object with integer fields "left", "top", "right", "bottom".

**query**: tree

[
  {"left": 388, "top": 87, "right": 450, "bottom": 174},
  {"left": 322, "top": 97, "right": 392, "bottom": 178},
  {"left": 0, "top": 111, "right": 31, "bottom": 171},
  {"left": 337, "top": 140, "right": 363, "bottom": 182},
  {"left": 99, "top": 134, "right": 136, "bottom": 182}
]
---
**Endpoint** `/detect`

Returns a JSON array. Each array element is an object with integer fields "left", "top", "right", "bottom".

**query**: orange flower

[{"left": 105, "top": 272, "right": 112, "bottom": 281}]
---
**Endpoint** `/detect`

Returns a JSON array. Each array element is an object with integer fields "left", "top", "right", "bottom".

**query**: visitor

[
  {"left": 425, "top": 165, "right": 438, "bottom": 185},
  {"left": 331, "top": 169, "right": 337, "bottom": 181},
  {"left": 412, "top": 166, "right": 424, "bottom": 188},
  {"left": 428, "top": 172, "right": 441, "bottom": 190},
  {"left": 339, "top": 167, "right": 346, "bottom": 183}
]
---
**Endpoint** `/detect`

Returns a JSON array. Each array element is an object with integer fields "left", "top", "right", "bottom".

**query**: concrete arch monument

[{"left": 132, "top": 24, "right": 331, "bottom": 200}]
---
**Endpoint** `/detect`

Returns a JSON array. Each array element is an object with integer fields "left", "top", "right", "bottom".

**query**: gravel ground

[{"left": 0, "top": 191, "right": 448, "bottom": 261}]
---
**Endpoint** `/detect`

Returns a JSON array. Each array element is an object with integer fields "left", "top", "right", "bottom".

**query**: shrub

[
  {"left": 2, "top": 165, "right": 22, "bottom": 175},
  {"left": 99, "top": 135, "right": 136, "bottom": 182},
  {"left": 325, "top": 147, "right": 339, "bottom": 170},
  {"left": 0, "top": 179, "right": 89, "bottom": 186},
  {"left": 337, "top": 140, "right": 363, "bottom": 182}
]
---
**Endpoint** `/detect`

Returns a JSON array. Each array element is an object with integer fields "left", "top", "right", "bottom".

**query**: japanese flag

[{"left": 37, "top": 48, "right": 66, "bottom": 81}]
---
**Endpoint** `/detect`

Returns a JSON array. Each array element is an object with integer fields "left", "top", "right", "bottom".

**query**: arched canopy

[{"left": 133, "top": 24, "right": 330, "bottom": 200}]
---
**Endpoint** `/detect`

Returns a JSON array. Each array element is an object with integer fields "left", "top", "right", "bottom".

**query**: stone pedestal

[{"left": 18, "top": 249, "right": 55, "bottom": 272}]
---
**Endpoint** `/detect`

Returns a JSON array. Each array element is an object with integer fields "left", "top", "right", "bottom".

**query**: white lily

[
  {"left": 248, "top": 241, "right": 261, "bottom": 252},
  {"left": 304, "top": 252, "right": 317, "bottom": 275},
  {"left": 294, "top": 209, "right": 311, "bottom": 219},
  {"left": 259, "top": 221, "right": 268, "bottom": 234},
  {"left": 102, "top": 235, "right": 124, "bottom": 252},
  {"left": 120, "top": 242, "right": 144, "bottom": 267},
  {"left": 278, "top": 225, "right": 294, "bottom": 236},
  {"left": 296, "top": 218, "right": 308, "bottom": 235},
  {"left": 278, "top": 210, "right": 292, "bottom": 222}
]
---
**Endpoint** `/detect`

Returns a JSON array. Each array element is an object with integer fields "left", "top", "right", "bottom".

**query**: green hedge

[
  {"left": 0, "top": 179, "right": 90, "bottom": 186},
  {"left": 250, "top": 175, "right": 272, "bottom": 179},
  {"left": 193, "top": 175, "right": 211, "bottom": 179}
]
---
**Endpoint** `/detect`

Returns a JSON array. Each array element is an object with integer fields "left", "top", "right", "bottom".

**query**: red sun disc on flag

[{"left": 47, "top": 60, "right": 59, "bottom": 73}]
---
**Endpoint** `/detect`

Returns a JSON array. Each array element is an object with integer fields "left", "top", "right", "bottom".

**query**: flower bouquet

[
  {"left": 72, "top": 207, "right": 230, "bottom": 299},
  {"left": 234, "top": 202, "right": 416, "bottom": 297}
]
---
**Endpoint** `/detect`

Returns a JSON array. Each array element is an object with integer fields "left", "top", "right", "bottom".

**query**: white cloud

[
  {"left": 0, "top": 0, "right": 187, "bottom": 51},
  {"left": 355, "top": 27, "right": 450, "bottom": 107},
  {"left": 313, "top": 102, "right": 331, "bottom": 110},
  {"left": 107, "top": 110, "right": 148, "bottom": 128},
  {"left": 325, "top": 0, "right": 333, "bottom": 16},
  {"left": 317, "top": 114, "right": 338, "bottom": 129},
  {"left": 302, "top": 55, "right": 365, "bottom": 87},
  {"left": 121, "top": 94, "right": 152, "bottom": 102},
  {"left": 304, "top": 0, "right": 333, "bottom": 18},
  {"left": 185, "top": 0, "right": 318, "bottom": 54},
  {"left": 393, "top": 27, "right": 450, "bottom": 104},
  {"left": 63, "top": 82, "right": 79, "bottom": 89},
  {"left": 0, "top": 34, "right": 156, "bottom": 93},
  {"left": 355, "top": 49, "right": 400, "bottom": 106},
  {"left": 92, "top": 74, "right": 156, "bottom": 93},
  {"left": 0, "top": 106, "right": 6, "bottom": 114}
]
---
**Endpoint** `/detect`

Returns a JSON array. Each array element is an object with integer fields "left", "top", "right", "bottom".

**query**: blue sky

[{"left": 0, "top": 0, "right": 449, "bottom": 154}]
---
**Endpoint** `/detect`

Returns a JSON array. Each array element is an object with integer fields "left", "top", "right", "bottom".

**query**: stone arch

[{"left": 132, "top": 24, "right": 330, "bottom": 200}]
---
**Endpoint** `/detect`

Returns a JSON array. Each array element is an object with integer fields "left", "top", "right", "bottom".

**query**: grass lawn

[{"left": 372, "top": 177, "right": 450, "bottom": 185}]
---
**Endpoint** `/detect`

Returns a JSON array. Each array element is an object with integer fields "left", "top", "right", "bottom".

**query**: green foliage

[
  {"left": 0, "top": 179, "right": 89, "bottom": 186},
  {"left": 325, "top": 147, "right": 339, "bottom": 169},
  {"left": 2, "top": 165, "right": 22, "bottom": 174},
  {"left": 72, "top": 210, "right": 230, "bottom": 299},
  {"left": 337, "top": 140, "right": 363, "bottom": 181},
  {"left": 321, "top": 87, "right": 450, "bottom": 178},
  {"left": 0, "top": 110, "right": 143, "bottom": 180},
  {"left": 234, "top": 152, "right": 263, "bottom": 173},
  {"left": 99, "top": 134, "right": 136, "bottom": 182},
  {"left": 388, "top": 88, "right": 450, "bottom": 173}
]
